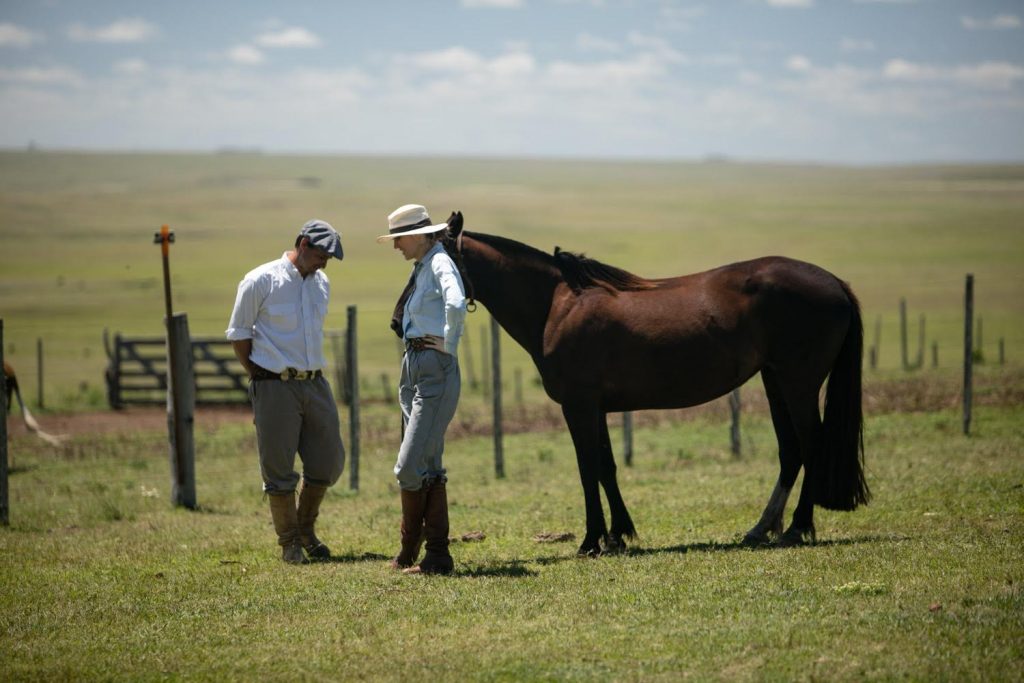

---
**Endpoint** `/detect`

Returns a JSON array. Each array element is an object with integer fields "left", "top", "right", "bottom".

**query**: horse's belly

[{"left": 599, "top": 342, "right": 760, "bottom": 411}]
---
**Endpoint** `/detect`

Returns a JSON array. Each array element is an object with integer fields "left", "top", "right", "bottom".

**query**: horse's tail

[{"left": 815, "top": 281, "right": 870, "bottom": 511}]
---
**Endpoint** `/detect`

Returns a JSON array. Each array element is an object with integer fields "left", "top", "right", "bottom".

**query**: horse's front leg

[
  {"left": 598, "top": 413, "right": 636, "bottom": 554},
  {"left": 562, "top": 402, "right": 608, "bottom": 556}
]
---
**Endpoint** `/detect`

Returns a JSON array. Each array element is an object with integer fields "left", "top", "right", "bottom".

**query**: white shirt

[{"left": 226, "top": 253, "right": 330, "bottom": 372}]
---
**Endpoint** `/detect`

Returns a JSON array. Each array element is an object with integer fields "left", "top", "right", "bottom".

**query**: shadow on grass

[
  {"left": 320, "top": 551, "right": 392, "bottom": 564},
  {"left": 530, "top": 534, "right": 902, "bottom": 564},
  {"left": 631, "top": 534, "right": 905, "bottom": 557},
  {"left": 457, "top": 561, "right": 537, "bottom": 578}
]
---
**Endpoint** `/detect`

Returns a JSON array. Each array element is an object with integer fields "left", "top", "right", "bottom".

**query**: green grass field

[
  {"left": 1, "top": 152, "right": 1023, "bottom": 409},
  {"left": 2, "top": 153, "right": 1023, "bottom": 679},
  {"left": 1, "top": 394, "right": 1022, "bottom": 680}
]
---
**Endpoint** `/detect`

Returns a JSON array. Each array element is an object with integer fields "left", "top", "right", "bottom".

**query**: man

[{"left": 226, "top": 219, "right": 346, "bottom": 564}]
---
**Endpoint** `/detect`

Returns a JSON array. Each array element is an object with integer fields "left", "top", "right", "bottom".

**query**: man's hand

[{"left": 231, "top": 339, "right": 256, "bottom": 377}]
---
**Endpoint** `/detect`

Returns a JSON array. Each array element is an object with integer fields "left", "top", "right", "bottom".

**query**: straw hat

[{"left": 376, "top": 204, "right": 448, "bottom": 243}]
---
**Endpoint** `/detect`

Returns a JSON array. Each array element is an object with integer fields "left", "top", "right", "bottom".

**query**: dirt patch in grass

[{"left": 7, "top": 368, "right": 1021, "bottom": 440}]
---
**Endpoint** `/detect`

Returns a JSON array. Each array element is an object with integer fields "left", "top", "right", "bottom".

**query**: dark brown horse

[{"left": 441, "top": 212, "right": 868, "bottom": 555}]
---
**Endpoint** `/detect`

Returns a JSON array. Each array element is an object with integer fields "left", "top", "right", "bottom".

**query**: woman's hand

[{"left": 423, "top": 334, "right": 448, "bottom": 354}]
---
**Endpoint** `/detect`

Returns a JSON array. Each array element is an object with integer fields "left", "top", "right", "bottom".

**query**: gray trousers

[
  {"left": 394, "top": 349, "right": 461, "bottom": 491},
  {"left": 249, "top": 376, "right": 346, "bottom": 493}
]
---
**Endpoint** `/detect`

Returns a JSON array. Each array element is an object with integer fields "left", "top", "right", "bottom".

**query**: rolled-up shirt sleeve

[
  {"left": 432, "top": 255, "right": 467, "bottom": 356},
  {"left": 225, "top": 277, "right": 259, "bottom": 341}
]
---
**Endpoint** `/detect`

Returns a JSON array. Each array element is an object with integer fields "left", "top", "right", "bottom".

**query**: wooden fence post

[
  {"left": 36, "top": 337, "right": 43, "bottom": 409},
  {"left": 491, "top": 315, "right": 504, "bottom": 479},
  {"left": 899, "top": 299, "right": 908, "bottom": 369},
  {"left": 346, "top": 305, "right": 360, "bottom": 491},
  {"left": 480, "top": 324, "right": 491, "bottom": 400},
  {"left": 729, "top": 387, "right": 741, "bottom": 458},
  {"left": 917, "top": 314, "right": 926, "bottom": 369},
  {"left": 166, "top": 313, "right": 196, "bottom": 509},
  {"left": 623, "top": 412, "right": 633, "bottom": 467},
  {"left": 462, "top": 324, "right": 478, "bottom": 391},
  {"left": 871, "top": 315, "right": 881, "bottom": 370},
  {"left": 329, "top": 331, "right": 348, "bottom": 404},
  {"left": 963, "top": 275, "right": 974, "bottom": 436},
  {"left": 976, "top": 317, "right": 984, "bottom": 362},
  {"left": 1, "top": 319, "right": 9, "bottom": 526}
]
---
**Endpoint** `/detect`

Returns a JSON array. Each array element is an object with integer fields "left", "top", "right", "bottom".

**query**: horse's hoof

[
  {"left": 777, "top": 527, "right": 813, "bottom": 547},
  {"left": 601, "top": 534, "right": 627, "bottom": 555},
  {"left": 576, "top": 541, "right": 602, "bottom": 557},
  {"left": 741, "top": 532, "right": 772, "bottom": 548}
]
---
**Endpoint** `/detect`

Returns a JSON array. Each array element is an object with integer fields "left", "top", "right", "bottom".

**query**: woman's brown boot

[
  {"left": 391, "top": 488, "right": 427, "bottom": 569},
  {"left": 403, "top": 478, "right": 454, "bottom": 575}
]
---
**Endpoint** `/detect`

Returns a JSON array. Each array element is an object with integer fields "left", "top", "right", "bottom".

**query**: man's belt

[{"left": 251, "top": 365, "right": 323, "bottom": 382}]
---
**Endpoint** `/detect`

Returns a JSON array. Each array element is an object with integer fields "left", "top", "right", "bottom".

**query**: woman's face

[{"left": 393, "top": 234, "right": 431, "bottom": 262}]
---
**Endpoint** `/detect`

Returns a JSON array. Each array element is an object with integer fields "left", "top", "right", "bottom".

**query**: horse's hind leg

[
  {"left": 743, "top": 368, "right": 801, "bottom": 546},
  {"left": 597, "top": 413, "right": 635, "bottom": 553},
  {"left": 778, "top": 388, "right": 824, "bottom": 546},
  {"left": 562, "top": 402, "right": 609, "bottom": 556}
]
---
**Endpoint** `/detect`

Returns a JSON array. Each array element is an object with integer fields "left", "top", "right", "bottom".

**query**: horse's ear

[{"left": 447, "top": 211, "right": 463, "bottom": 238}]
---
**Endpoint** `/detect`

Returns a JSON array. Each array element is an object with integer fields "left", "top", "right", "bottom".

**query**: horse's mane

[
  {"left": 467, "top": 232, "right": 657, "bottom": 295},
  {"left": 553, "top": 247, "right": 658, "bottom": 294}
]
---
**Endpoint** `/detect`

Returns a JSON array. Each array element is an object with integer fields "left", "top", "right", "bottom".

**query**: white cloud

[
  {"left": 254, "top": 27, "right": 322, "bottom": 48},
  {"left": 840, "top": 38, "right": 875, "bottom": 53},
  {"left": 543, "top": 55, "right": 665, "bottom": 90},
  {"left": 765, "top": 0, "right": 813, "bottom": 7},
  {"left": 67, "top": 18, "right": 158, "bottom": 43},
  {"left": 461, "top": 0, "right": 523, "bottom": 7},
  {"left": 402, "top": 46, "right": 484, "bottom": 72},
  {"left": 0, "top": 65, "right": 83, "bottom": 86},
  {"left": 961, "top": 15, "right": 1021, "bottom": 31},
  {"left": 0, "top": 23, "right": 43, "bottom": 48},
  {"left": 627, "top": 32, "right": 688, "bottom": 64},
  {"left": 786, "top": 55, "right": 812, "bottom": 72},
  {"left": 884, "top": 58, "right": 1024, "bottom": 90},
  {"left": 576, "top": 33, "right": 620, "bottom": 53},
  {"left": 227, "top": 45, "right": 265, "bottom": 66},
  {"left": 113, "top": 59, "right": 148, "bottom": 76},
  {"left": 659, "top": 5, "right": 706, "bottom": 30}
]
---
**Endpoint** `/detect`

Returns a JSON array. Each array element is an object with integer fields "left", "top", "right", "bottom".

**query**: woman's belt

[{"left": 405, "top": 337, "right": 431, "bottom": 352}]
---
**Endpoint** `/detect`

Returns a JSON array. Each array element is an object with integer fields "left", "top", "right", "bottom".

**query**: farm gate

[{"left": 104, "top": 330, "right": 247, "bottom": 408}]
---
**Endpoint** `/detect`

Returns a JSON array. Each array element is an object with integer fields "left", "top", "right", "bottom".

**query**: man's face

[{"left": 297, "top": 239, "right": 330, "bottom": 274}]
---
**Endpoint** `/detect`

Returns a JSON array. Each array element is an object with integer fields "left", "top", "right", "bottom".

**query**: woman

[{"left": 377, "top": 204, "right": 467, "bottom": 575}]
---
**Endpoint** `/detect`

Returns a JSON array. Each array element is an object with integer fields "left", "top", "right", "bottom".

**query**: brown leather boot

[
  {"left": 390, "top": 488, "right": 427, "bottom": 569},
  {"left": 403, "top": 479, "right": 454, "bottom": 575},
  {"left": 268, "top": 492, "right": 307, "bottom": 565},
  {"left": 296, "top": 481, "right": 331, "bottom": 560}
]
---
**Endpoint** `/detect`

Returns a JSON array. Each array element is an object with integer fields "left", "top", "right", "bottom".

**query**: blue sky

[{"left": 1, "top": 0, "right": 1022, "bottom": 164}]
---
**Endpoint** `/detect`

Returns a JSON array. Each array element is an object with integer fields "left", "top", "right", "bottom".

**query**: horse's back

[{"left": 541, "top": 255, "right": 856, "bottom": 410}]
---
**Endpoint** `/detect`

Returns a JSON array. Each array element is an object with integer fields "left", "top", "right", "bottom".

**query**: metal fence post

[
  {"left": 346, "top": 305, "right": 360, "bottom": 491},
  {"left": 623, "top": 412, "right": 633, "bottom": 467},
  {"left": 963, "top": 275, "right": 974, "bottom": 435},
  {"left": 1, "top": 319, "right": 9, "bottom": 526},
  {"left": 491, "top": 315, "right": 504, "bottom": 479}
]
